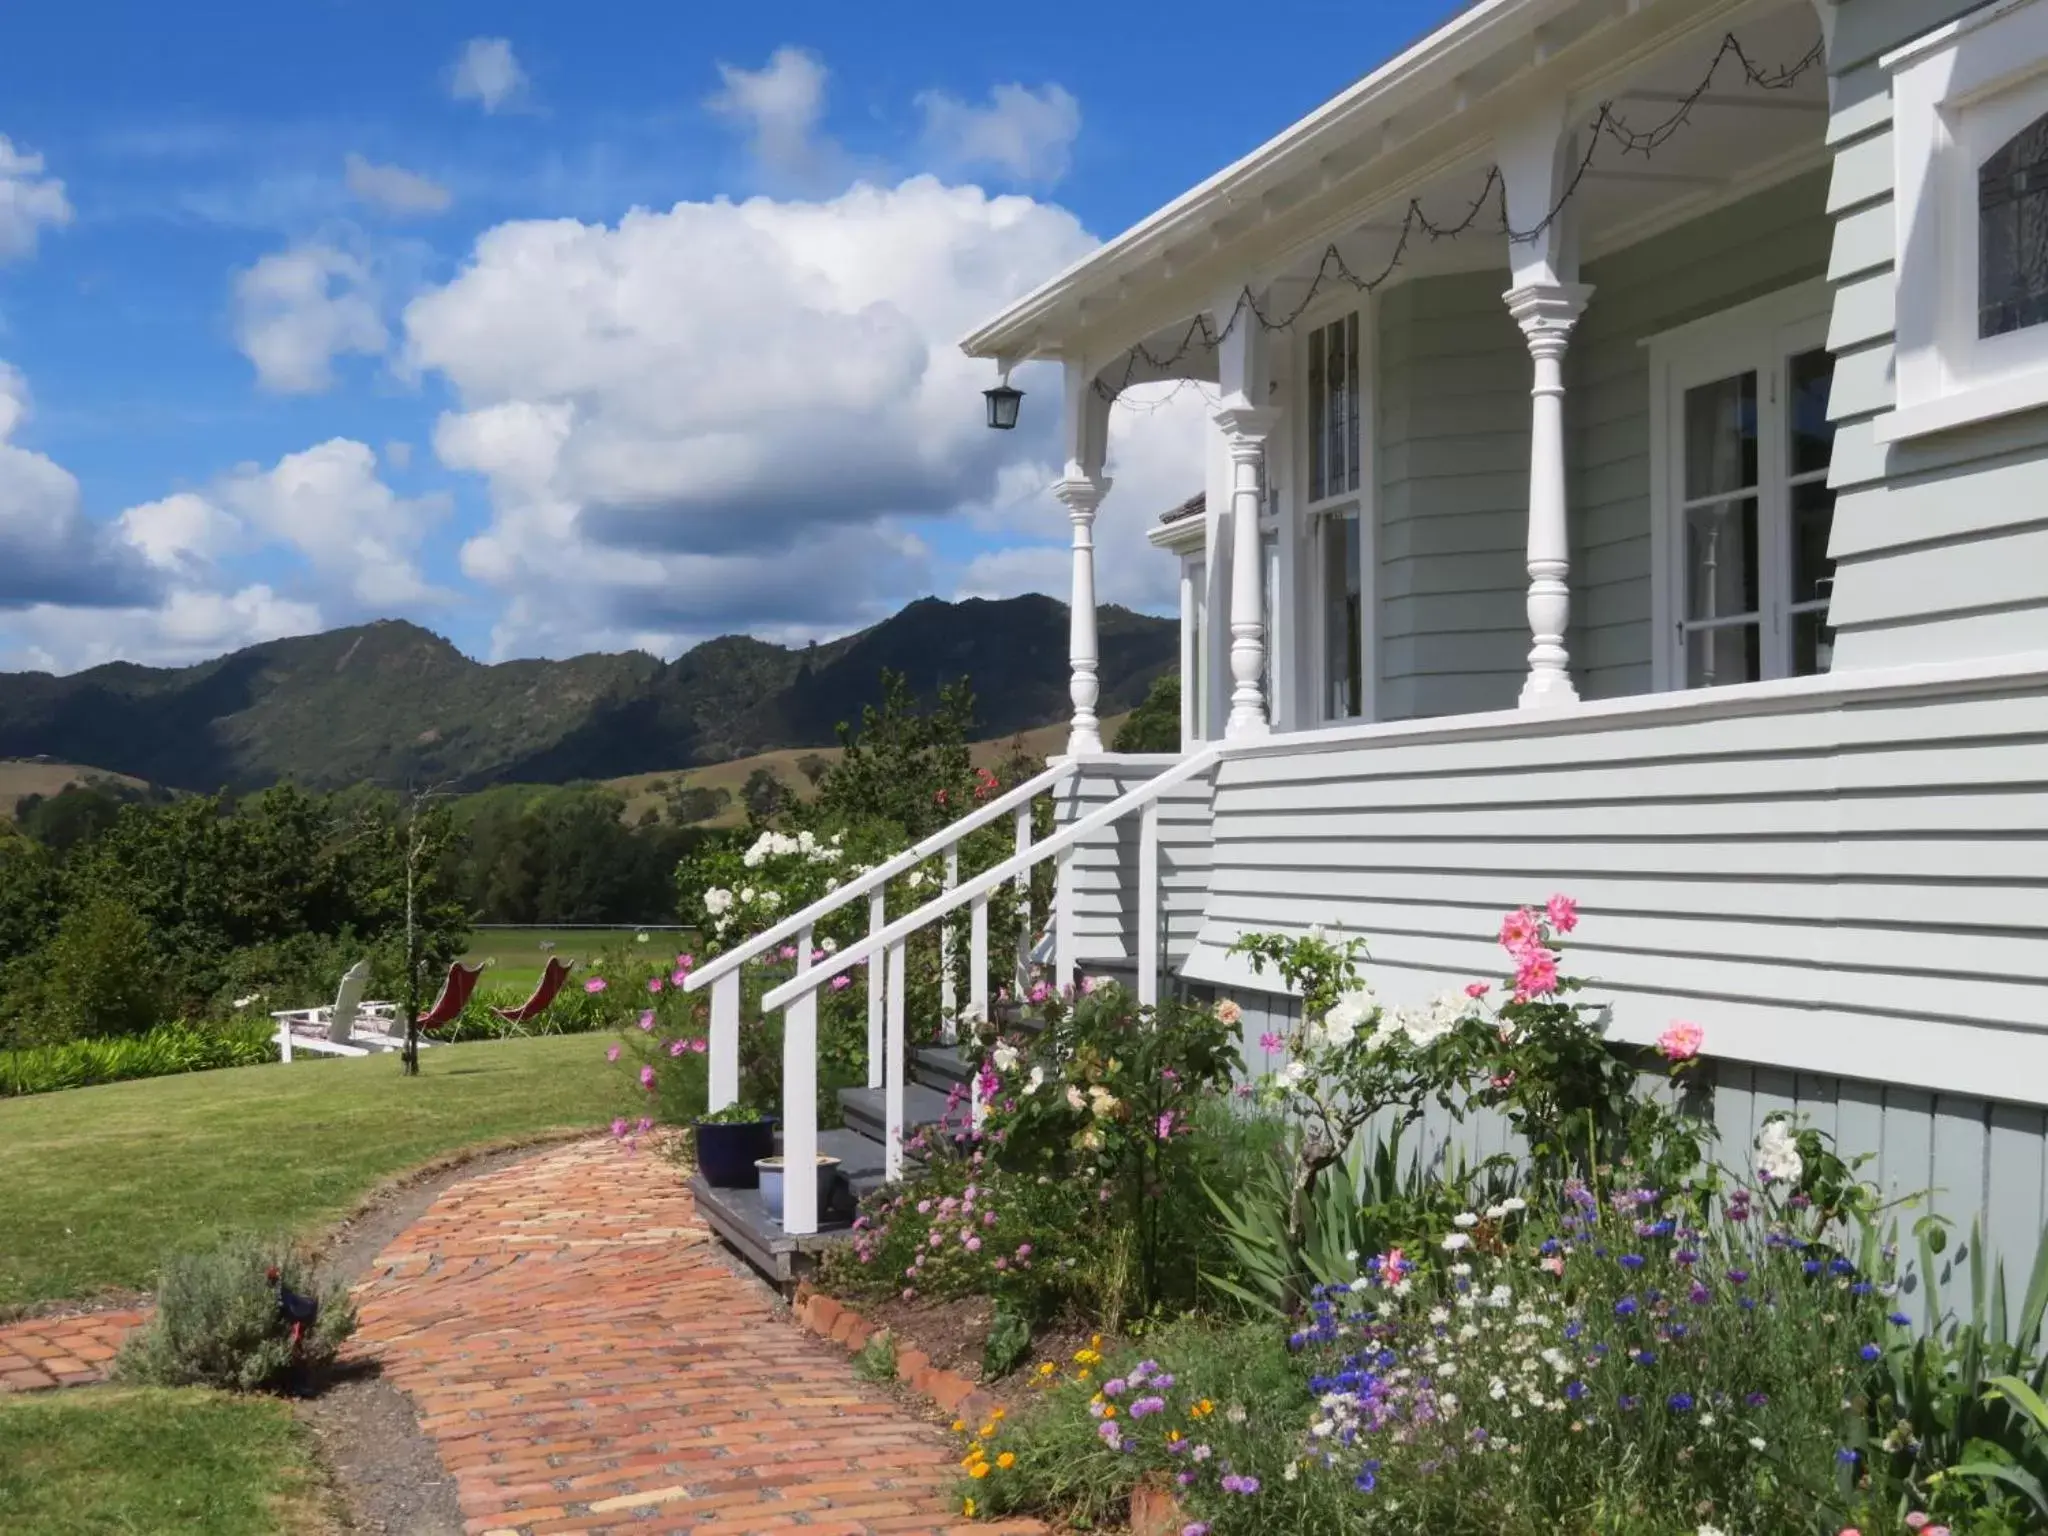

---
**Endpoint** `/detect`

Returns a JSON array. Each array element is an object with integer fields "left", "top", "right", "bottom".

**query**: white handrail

[
  {"left": 763, "top": 745, "right": 1222, "bottom": 1233},
  {"left": 763, "top": 746, "right": 1223, "bottom": 1011},
  {"left": 681, "top": 758, "right": 1075, "bottom": 995}
]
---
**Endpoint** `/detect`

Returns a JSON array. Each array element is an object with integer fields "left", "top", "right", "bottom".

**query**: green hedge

[{"left": 0, "top": 1018, "right": 277, "bottom": 1098}]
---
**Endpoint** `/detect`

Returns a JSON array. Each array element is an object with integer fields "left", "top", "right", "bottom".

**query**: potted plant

[
  {"left": 754, "top": 1154, "right": 842, "bottom": 1222},
  {"left": 692, "top": 1102, "right": 777, "bottom": 1188}
]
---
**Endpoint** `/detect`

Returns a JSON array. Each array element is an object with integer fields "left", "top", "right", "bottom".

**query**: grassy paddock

[
  {"left": 462, "top": 926, "right": 692, "bottom": 991},
  {"left": 0, "top": 1033, "right": 617, "bottom": 1312},
  {"left": 0, "top": 1386, "right": 332, "bottom": 1535}
]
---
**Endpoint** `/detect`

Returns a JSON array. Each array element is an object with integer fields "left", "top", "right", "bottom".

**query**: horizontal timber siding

[
  {"left": 1181, "top": 667, "right": 2048, "bottom": 1110},
  {"left": 1375, "top": 273, "right": 1531, "bottom": 721},
  {"left": 1055, "top": 757, "right": 1215, "bottom": 970},
  {"left": 1822, "top": 3, "right": 2048, "bottom": 668}
]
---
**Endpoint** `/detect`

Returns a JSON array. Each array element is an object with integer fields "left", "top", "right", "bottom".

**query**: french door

[{"left": 1661, "top": 303, "right": 1836, "bottom": 688}]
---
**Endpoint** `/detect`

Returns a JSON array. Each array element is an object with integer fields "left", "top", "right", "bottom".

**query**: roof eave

[{"left": 959, "top": 0, "right": 1567, "bottom": 362}]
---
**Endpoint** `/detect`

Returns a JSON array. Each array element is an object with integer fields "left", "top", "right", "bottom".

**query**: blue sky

[{"left": 0, "top": 0, "right": 1462, "bottom": 671}]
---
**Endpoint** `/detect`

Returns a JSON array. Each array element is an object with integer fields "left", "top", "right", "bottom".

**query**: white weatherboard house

[{"left": 692, "top": 0, "right": 2048, "bottom": 1311}]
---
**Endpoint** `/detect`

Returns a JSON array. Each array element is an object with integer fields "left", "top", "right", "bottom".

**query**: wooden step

[{"left": 837, "top": 1081, "right": 954, "bottom": 1145}]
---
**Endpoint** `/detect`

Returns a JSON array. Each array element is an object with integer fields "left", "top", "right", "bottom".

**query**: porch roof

[{"left": 958, "top": 0, "right": 1821, "bottom": 373}]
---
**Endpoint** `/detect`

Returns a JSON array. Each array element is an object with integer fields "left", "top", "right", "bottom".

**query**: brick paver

[
  {"left": 0, "top": 1307, "right": 146, "bottom": 1392},
  {"left": 352, "top": 1137, "right": 1037, "bottom": 1536}
]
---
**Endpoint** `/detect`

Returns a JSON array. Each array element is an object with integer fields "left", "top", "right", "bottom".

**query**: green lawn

[
  {"left": 0, "top": 1387, "right": 330, "bottom": 1534},
  {"left": 0, "top": 1033, "right": 618, "bottom": 1312},
  {"left": 462, "top": 925, "right": 694, "bottom": 991}
]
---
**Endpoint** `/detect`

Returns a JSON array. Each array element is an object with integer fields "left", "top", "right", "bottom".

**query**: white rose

[
  {"left": 1066, "top": 1085, "right": 1086, "bottom": 1111},
  {"left": 739, "top": 887, "right": 756, "bottom": 905},
  {"left": 1453, "top": 1212, "right": 1479, "bottom": 1229},
  {"left": 1755, "top": 1118, "right": 1804, "bottom": 1185},
  {"left": 992, "top": 1042, "right": 1020, "bottom": 1073},
  {"left": 758, "top": 890, "right": 781, "bottom": 911},
  {"left": 820, "top": 938, "right": 837, "bottom": 954},
  {"left": 1024, "top": 1066, "right": 1044, "bottom": 1095},
  {"left": 907, "top": 870, "right": 925, "bottom": 889},
  {"left": 1278, "top": 1060, "right": 1309, "bottom": 1089},
  {"left": 1442, "top": 1232, "right": 1472, "bottom": 1251}
]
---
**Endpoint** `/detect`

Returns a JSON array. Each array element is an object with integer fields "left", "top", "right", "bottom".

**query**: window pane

[
  {"left": 1322, "top": 511, "right": 1361, "bottom": 719},
  {"left": 1787, "top": 349, "right": 1834, "bottom": 478},
  {"left": 1190, "top": 560, "right": 1207, "bottom": 734},
  {"left": 1307, "top": 315, "right": 1361, "bottom": 504},
  {"left": 1344, "top": 315, "right": 1361, "bottom": 495},
  {"left": 1684, "top": 497, "right": 1759, "bottom": 623},
  {"left": 1684, "top": 623, "right": 1761, "bottom": 689},
  {"left": 1792, "top": 609, "right": 1834, "bottom": 678},
  {"left": 1683, "top": 373, "right": 1758, "bottom": 500},
  {"left": 1980, "top": 114, "right": 2048, "bottom": 338},
  {"left": 1307, "top": 333, "right": 1327, "bottom": 502},
  {"left": 1790, "top": 479, "right": 1835, "bottom": 607}
]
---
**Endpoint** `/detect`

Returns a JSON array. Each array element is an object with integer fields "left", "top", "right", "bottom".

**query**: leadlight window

[
  {"left": 1306, "top": 312, "right": 1361, "bottom": 502},
  {"left": 1979, "top": 113, "right": 2048, "bottom": 338}
]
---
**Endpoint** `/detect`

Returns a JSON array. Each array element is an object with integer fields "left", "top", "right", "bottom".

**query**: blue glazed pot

[
  {"left": 693, "top": 1116, "right": 776, "bottom": 1187},
  {"left": 756, "top": 1155, "right": 840, "bottom": 1222}
]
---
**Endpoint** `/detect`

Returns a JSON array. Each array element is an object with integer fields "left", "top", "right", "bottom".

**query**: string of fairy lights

[{"left": 1082, "top": 29, "right": 1826, "bottom": 408}]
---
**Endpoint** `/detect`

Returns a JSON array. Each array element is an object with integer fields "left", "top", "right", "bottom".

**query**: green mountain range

[{"left": 0, "top": 596, "right": 1177, "bottom": 792}]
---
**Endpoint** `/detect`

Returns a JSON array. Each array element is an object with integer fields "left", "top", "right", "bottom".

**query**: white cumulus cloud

[
  {"left": 220, "top": 438, "right": 449, "bottom": 611},
  {"left": 231, "top": 244, "right": 388, "bottom": 394},
  {"left": 918, "top": 83, "right": 1082, "bottom": 184},
  {"left": 344, "top": 153, "right": 451, "bottom": 217},
  {"left": 706, "top": 47, "right": 833, "bottom": 180},
  {"left": 0, "top": 135, "right": 73, "bottom": 260},
  {"left": 403, "top": 176, "right": 1102, "bottom": 658},
  {"left": 450, "top": 37, "right": 528, "bottom": 114}
]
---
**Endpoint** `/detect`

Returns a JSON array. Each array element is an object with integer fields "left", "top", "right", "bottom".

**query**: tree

[
  {"left": 742, "top": 767, "right": 794, "bottom": 825},
  {"left": 665, "top": 784, "right": 730, "bottom": 825},
  {"left": 795, "top": 752, "right": 832, "bottom": 787},
  {"left": 814, "top": 670, "right": 977, "bottom": 842},
  {"left": 1112, "top": 674, "right": 1182, "bottom": 753}
]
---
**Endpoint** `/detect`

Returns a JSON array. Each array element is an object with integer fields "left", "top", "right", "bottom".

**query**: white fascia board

[{"left": 958, "top": 0, "right": 1574, "bottom": 362}]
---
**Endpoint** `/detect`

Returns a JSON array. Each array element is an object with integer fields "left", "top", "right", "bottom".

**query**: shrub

[
  {"left": 37, "top": 891, "right": 165, "bottom": 1041},
  {"left": 0, "top": 1016, "right": 276, "bottom": 1098},
  {"left": 115, "top": 1235, "right": 355, "bottom": 1393}
]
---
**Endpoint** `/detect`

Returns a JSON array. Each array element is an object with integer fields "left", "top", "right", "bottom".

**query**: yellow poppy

[
  {"left": 997, "top": 1452, "right": 1016, "bottom": 1469},
  {"left": 970, "top": 1462, "right": 991, "bottom": 1479}
]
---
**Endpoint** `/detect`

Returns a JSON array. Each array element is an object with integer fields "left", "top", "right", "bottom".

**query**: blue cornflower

[
  {"left": 1836, "top": 1447, "right": 1860, "bottom": 1465},
  {"left": 1851, "top": 1282, "right": 1874, "bottom": 1296},
  {"left": 1726, "top": 1268, "right": 1750, "bottom": 1285},
  {"left": 1888, "top": 1311, "right": 1912, "bottom": 1327},
  {"left": 1803, "top": 1259, "right": 1822, "bottom": 1276},
  {"left": 1674, "top": 1249, "right": 1699, "bottom": 1267},
  {"left": 1618, "top": 1394, "right": 1640, "bottom": 1412},
  {"left": 1620, "top": 1254, "right": 1646, "bottom": 1270},
  {"left": 1667, "top": 1392, "right": 1695, "bottom": 1412},
  {"left": 1859, "top": 1343, "right": 1882, "bottom": 1363},
  {"left": 1615, "top": 1296, "right": 1638, "bottom": 1317},
  {"left": 1744, "top": 1391, "right": 1769, "bottom": 1407},
  {"left": 1563, "top": 1321, "right": 1583, "bottom": 1341},
  {"left": 1635, "top": 1349, "right": 1659, "bottom": 1366},
  {"left": 1539, "top": 1238, "right": 1561, "bottom": 1256},
  {"left": 1830, "top": 1257, "right": 1855, "bottom": 1276},
  {"left": 1566, "top": 1380, "right": 1586, "bottom": 1401},
  {"left": 1740, "top": 1296, "right": 1757, "bottom": 1311}
]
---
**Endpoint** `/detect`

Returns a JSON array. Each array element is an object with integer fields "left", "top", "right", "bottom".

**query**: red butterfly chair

[
  {"left": 488, "top": 956, "right": 577, "bottom": 1035},
  {"left": 415, "top": 963, "right": 486, "bottom": 1034}
]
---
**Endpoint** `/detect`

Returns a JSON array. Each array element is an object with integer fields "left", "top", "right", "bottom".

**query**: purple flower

[
  {"left": 1102, "top": 1378, "right": 1125, "bottom": 1398},
  {"left": 1726, "top": 1268, "right": 1750, "bottom": 1286},
  {"left": 1614, "top": 1296, "right": 1638, "bottom": 1317},
  {"left": 1667, "top": 1392, "right": 1694, "bottom": 1412},
  {"left": 1860, "top": 1343, "right": 1882, "bottom": 1363},
  {"left": 1182, "top": 1525, "right": 1211, "bottom": 1536},
  {"left": 1620, "top": 1254, "right": 1645, "bottom": 1270},
  {"left": 1219, "top": 1474, "right": 1260, "bottom": 1495},
  {"left": 1258, "top": 1031, "right": 1286, "bottom": 1052},
  {"left": 1130, "top": 1395, "right": 1166, "bottom": 1419}
]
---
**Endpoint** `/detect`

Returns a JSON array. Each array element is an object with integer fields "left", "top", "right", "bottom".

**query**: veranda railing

[
  {"left": 680, "top": 759, "right": 1077, "bottom": 1113},
  {"left": 756, "top": 746, "right": 1225, "bottom": 1234}
]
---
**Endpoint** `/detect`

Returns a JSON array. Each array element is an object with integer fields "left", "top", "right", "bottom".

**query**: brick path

[
  {"left": 0, "top": 1308, "right": 145, "bottom": 1392},
  {"left": 353, "top": 1137, "right": 1037, "bottom": 1536}
]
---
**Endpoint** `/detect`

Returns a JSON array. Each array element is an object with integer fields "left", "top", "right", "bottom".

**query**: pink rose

[
  {"left": 668, "top": 1039, "right": 686, "bottom": 1057},
  {"left": 830, "top": 975, "right": 852, "bottom": 991},
  {"left": 1215, "top": 998, "right": 1243, "bottom": 1025},
  {"left": 670, "top": 969, "right": 689, "bottom": 987},
  {"left": 1499, "top": 908, "right": 1541, "bottom": 954},
  {"left": 1464, "top": 981, "right": 1490, "bottom": 999},
  {"left": 1512, "top": 947, "right": 1559, "bottom": 1001},
  {"left": 1657, "top": 1021, "right": 1705, "bottom": 1062},
  {"left": 1258, "top": 1031, "right": 1286, "bottom": 1053},
  {"left": 677, "top": 953, "right": 694, "bottom": 969},
  {"left": 605, "top": 1043, "right": 620, "bottom": 1062},
  {"left": 584, "top": 977, "right": 607, "bottom": 994},
  {"left": 638, "top": 1010, "right": 655, "bottom": 1031},
  {"left": 647, "top": 976, "right": 663, "bottom": 994},
  {"left": 639, "top": 1065, "right": 656, "bottom": 1090},
  {"left": 610, "top": 1117, "right": 628, "bottom": 1138},
  {"left": 689, "top": 1038, "right": 707, "bottom": 1054},
  {"left": 1545, "top": 893, "right": 1579, "bottom": 934}
]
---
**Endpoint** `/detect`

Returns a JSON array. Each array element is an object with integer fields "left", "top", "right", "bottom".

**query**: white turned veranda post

[
  {"left": 1056, "top": 359, "right": 1113, "bottom": 757},
  {"left": 885, "top": 938, "right": 907, "bottom": 1180},
  {"left": 1215, "top": 405, "right": 1277, "bottom": 739},
  {"left": 1506, "top": 282, "right": 1591, "bottom": 709},
  {"left": 866, "top": 887, "right": 885, "bottom": 1089},
  {"left": 782, "top": 989, "right": 818, "bottom": 1234},
  {"left": 1055, "top": 472, "right": 1109, "bottom": 755}
]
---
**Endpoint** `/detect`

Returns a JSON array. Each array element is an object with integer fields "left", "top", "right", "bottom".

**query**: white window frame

[
  {"left": 1295, "top": 299, "right": 1377, "bottom": 724},
  {"left": 1882, "top": 0, "right": 2048, "bottom": 442},
  {"left": 1647, "top": 281, "right": 1833, "bottom": 692}
]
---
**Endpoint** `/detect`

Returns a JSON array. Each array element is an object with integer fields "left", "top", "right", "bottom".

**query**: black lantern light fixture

[{"left": 983, "top": 370, "right": 1023, "bottom": 431}]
